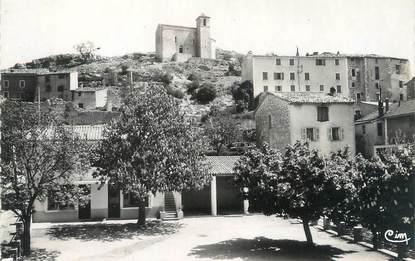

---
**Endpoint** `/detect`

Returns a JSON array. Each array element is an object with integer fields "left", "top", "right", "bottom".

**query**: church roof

[{"left": 197, "top": 13, "right": 210, "bottom": 19}]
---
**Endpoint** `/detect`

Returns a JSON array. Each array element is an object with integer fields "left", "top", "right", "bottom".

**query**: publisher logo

[{"left": 384, "top": 230, "right": 411, "bottom": 245}]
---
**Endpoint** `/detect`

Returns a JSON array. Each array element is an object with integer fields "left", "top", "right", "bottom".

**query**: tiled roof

[
  {"left": 270, "top": 92, "right": 355, "bottom": 104},
  {"left": 74, "top": 87, "right": 107, "bottom": 92},
  {"left": 384, "top": 100, "right": 415, "bottom": 118},
  {"left": 252, "top": 53, "right": 407, "bottom": 60},
  {"left": 65, "top": 125, "right": 106, "bottom": 140},
  {"left": 205, "top": 156, "right": 240, "bottom": 175}
]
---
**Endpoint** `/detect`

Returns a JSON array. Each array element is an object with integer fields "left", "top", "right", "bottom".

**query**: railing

[
  {"left": 1, "top": 216, "right": 23, "bottom": 261},
  {"left": 373, "top": 144, "right": 402, "bottom": 156}
]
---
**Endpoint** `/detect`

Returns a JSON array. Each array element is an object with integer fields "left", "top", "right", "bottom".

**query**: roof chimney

[
  {"left": 385, "top": 98, "right": 389, "bottom": 112},
  {"left": 378, "top": 100, "right": 384, "bottom": 116}
]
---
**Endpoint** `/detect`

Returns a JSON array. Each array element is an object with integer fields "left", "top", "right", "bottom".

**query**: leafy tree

[
  {"left": 93, "top": 85, "right": 210, "bottom": 226},
  {"left": 0, "top": 100, "right": 90, "bottom": 256},
  {"left": 196, "top": 83, "right": 216, "bottom": 104},
  {"left": 186, "top": 80, "right": 200, "bottom": 97},
  {"left": 231, "top": 81, "right": 254, "bottom": 112},
  {"left": 74, "top": 41, "right": 99, "bottom": 64},
  {"left": 234, "top": 141, "right": 355, "bottom": 246},
  {"left": 204, "top": 115, "right": 239, "bottom": 155}
]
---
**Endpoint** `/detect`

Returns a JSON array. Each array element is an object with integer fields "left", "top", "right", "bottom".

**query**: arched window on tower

[
  {"left": 179, "top": 45, "right": 184, "bottom": 53},
  {"left": 175, "top": 36, "right": 177, "bottom": 43},
  {"left": 203, "top": 19, "right": 206, "bottom": 26}
]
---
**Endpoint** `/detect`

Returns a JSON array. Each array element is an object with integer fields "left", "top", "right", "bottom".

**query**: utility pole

[{"left": 296, "top": 47, "right": 303, "bottom": 92}]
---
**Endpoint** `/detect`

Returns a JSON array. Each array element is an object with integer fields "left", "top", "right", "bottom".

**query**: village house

[
  {"left": 405, "top": 77, "right": 415, "bottom": 100},
  {"left": 0, "top": 70, "right": 78, "bottom": 102},
  {"left": 71, "top": 87, "right": 109, "bottom": 110},
  {"left": 242, "top": 52, "right": 411, "bottom": 117},
  {"left": 155, "top": 14, "right": 216, "bottom": 62},
  {"left": 255, "top": 92, "right": 355, "bottom": 155},
  {"left": 355, "top": 99, "right": 415, "bottom": 158},
  {"left": 32, "top": 125, "right": 244, "bottom": 223}
]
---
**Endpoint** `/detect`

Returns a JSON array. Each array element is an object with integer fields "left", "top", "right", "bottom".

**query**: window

[
  {"left": 329, "top": 127, "right": 343, "bottom": 141},
  {"left": 352, "top": 82, "right": 355, "bottom": 88},
  {"left": 335, "top": 73, "right": 340, "bottom": 80},
  {"left": 19, "top": 80, "right": 25, "bottom": 88},
  {"left": 46, "top": 85, "right": 51, "bottom": 92},
  {"left": 57, "top": 85, "right": 64, "bottom": 92},
  {"left": 263, "top": 72, "right": 268, "bottom": 80},
  {"left": 78, "top": 92, "right": 82, "bottom": 97},
  {"left": 276, "top": 59, "right": 281, "bottom": 65},
  {"left": 317, "top": 106, "right": 329, "bottom": 122},
  {"left": 305, "top": 73, "right": 310, "bottom": 81},
  {"left": 274, "top": 72, "right": 284, "bottom": 80},
  {"left": 268, "top": 115, "right": 272, "bottom": 129},
  {"left": 335, "top": 59, "right": 339, "bottom": 65},
  {"left": 356, "top": 93, "right": 361, "bottom": 102},
  {"left": 58, "top": 74, "right": 65, "bottom": 79},
  {"left": 376, "top": 93, "right": 380, "bottom": 101},
  {"left": 179, "top": 46, "right": 183, "bottom": 53},
  {"left": 45, "top": 75, "right": 50, "bottom": 82},
  {"left": 3, "top": 80, "right": 9, "bottom": 89},
  {"left": 289, "top": 59, "right": 294, "bottom": 66},
  {"left": 336, "top": 85, "right": 342, "bottom": 93},
  {"left": 78, "top": 103, "right": 84, "bottom": 109},
  {"left": 263, "top": 86, "right": 268, "bottom": 92},
  {"left": 175, "top": 36, "right": 177, "bottom": 43},
  {"left": 290, "top": 72, "right": 295, "bottom": 80},
  {"left": 316, "top": 59, "right": 326, "bottom": 66},
  {"left": 400, "top": 94, "right": 404, "bottom": 101},
  {"left": 203, "top": 19, "right": 206, "bottom": 26},
  {"left": 351, "top": 69, "right": 356, "bottom": 77},
  {"left": 3, "top": 91, "right": 9, "bottom": 98},
  {"left": 302, "top": 128, "right": 319, "bottom": 141},
  {"left": 123, "top": 192, "right": 139, "bottom": 208},
  {"left": 375, "top": 58, "right": 378, "bottom": 64},
  {"left": 350, "top": 58, "right": 355, "bottom": 62},
  {"left": 399, "top": 81, "right": 403, "bottom": 88},
  {"left": 275, "top": 85, "right": 282, "bottom": 92},
  {"left": 356, "top": 71, "right": 360, "bottom": 80},
  {"left": 396, "top": 64, "right": 401, "bottom": 74},
  {"left": 319, "top": 85, "right": 324, "bottom": 92},
  {"left": 375, "top": 66, "right": 380, "bottom": 80},
  {"left": 375, "top": 82, "right": 379, "bottom": 89},
  {"left": 362, "top": 125, "right": 366, "bottom": 134},
  {"left": 377, "top": 122, "right": 383, "bottom": 136},
  {"left": 290, "top": 85, "right": 295, "bottom": 92},
  {"left": 305, "top": 85, "right": 311, "bottom": 92},
  {"left": 47, "top": 190, "right": 75, "bottom": 211}
]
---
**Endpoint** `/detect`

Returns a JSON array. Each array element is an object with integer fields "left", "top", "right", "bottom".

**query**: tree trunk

[
  {"left": 302, "top": 218, "right": 314, "bottom": 246},
  {"left": 22, "top": 216, "right": 31, "bottom": 256},
  {"left": 137, "top": 199, "right": 146, "bottom": 227},
  {"left": 372, "top": 230, "right": 380, "bottom": 250}
]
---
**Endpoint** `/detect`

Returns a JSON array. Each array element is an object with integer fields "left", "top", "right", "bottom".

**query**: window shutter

[
  {"left": 314, "top": 128, "right": 319, "bottom": 141},
  {"left": 328, "top": 127, "right": 333, "bottom": 141},
  {"left": 281, "top": 73, "right": 284, "bottom": 80},
  {"left": 340, "top": 128, "right": 345, "bottom": 141},
  {"left": 301, "top": 128, "right": 306, "bottom": 140}
]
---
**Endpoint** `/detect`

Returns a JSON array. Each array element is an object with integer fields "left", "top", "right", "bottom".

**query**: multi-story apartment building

[
  {"left": 0, "top": 70, "right": 78, "bottom": 102},
  {"left": 242, "top": 52, "right": 411, "bottom": 111}
]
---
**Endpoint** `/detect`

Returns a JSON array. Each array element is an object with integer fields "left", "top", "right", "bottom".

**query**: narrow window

[
  {"left": 399, "top": 81, "right": 403, "bottom": 88},
  {"left": 290, "top": 72, "right": 295, "bottom": 81},
  {"left": 375, "top": 66, "right": 380, "bottom": 80},
  {"left": 331, "top": 127, "right": 340, "bottom": 141},
  {"left": 362, "top": 125, "right": 366, "bottom": 134},
  {"left": 306, "top": 128, "right": 314, "bottom": 140},
  {"left": 352, "top": 82, "right": 355, "bottom": 87},
  {"left": 335, "top": 73, "right": 340, "bottom": 80},
  {"left": 375, "top": 82, "right": 379, "bottom": 89},
  {"left": 356, "top": 93, "right": 361, "bottom": 102},
  {"left": 263, "top": 72, "right": 268, "bottom": 80},
  {"left": 305, "top": 85, "right": 310, "bottom": 92},
  {"left": 377, "top": 122, "right": 383, "bottom": 136},
  {"left": 179, "top": 46, "right": 183, "bottom": 53},
  {"left": 275, "top": 86, "right": 282, "bottom": 92},
  {"left": 335, "top": 59, "right": 339, "bottom": 65},
  {"left": 19, "top": 80, "right": 25, "bottom": 88},
  {"left": 289, "top": 59, "right": 294, "bottom": 66},
  {"left": 175, "top": 36, "right": 177, "bottom": 43},
  {"left": 400, "top": 94, "right": 404, "bottom": 101},
  {"left": 263, "top": 86, "right": 268, "bottom": 92},
  {"left": 317, "top": 106, "right": 329, "bottom": 122},
  {"left": 3, "top": 80, "right": 9, "bottom": 89},
  {"left": 320, "top": 85, "right": 324, "bottom": 92},
  {"left": 396, "top": 64, "right": 401, "bottom": 74},
  {"left": 274, "top": 73, "right": 283, "bottom": 80},
  {"left": 268, "top": 115, "right": 272, "bottom": 129},
  {"left": 376, "top": 93, "right": 380, "bottom": 101},
  {"left": 305, "top": 73, "right": 310, "bottom": 81},
  {"left": 290, "top": 85, "right": 295, "bottom": 92},
  {"left": 351, "top": 69, "right": 356, "bottom": 77},
  {"left": 276, "top": 59, "right": 281, "bottom": 65},
  {"left": 203, "top": 19, "right": 206, "bottom": 26},
  {"left": 78, "top": 92, "right": 82, "bottom": 97},
  {"left": 336, "top": 85, "right": 342, "bottom": 93}
]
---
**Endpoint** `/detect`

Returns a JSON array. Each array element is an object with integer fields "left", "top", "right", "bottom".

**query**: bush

[
  {"left": 187, "top": 72, "right": 202, "bottom": 81},
  {"left": 166, "top": 86, "right": 184, "bottom": 99},
  {"left": 186, "top": 81, "right": 200, "bottom": 96},
  {"left": 196, "top": 83, "right": 216, "bottom": 104}
]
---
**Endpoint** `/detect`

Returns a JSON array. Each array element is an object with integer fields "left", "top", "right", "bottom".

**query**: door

[
  {"left": 78, "top": 185, "right": 91, "bottom": 219},
  {"left": 108, "top": 185, "right": 120, "bottom": 218}
]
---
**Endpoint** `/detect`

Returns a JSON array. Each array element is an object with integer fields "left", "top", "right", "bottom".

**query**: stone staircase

[{"left": 161, "top": 192, "right": 179, "bottom": 221}]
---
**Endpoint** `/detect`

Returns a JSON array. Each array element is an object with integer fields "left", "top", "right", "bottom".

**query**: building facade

[
  {"left": 406, "top": 77, "right": 415, "bottom": 100},
  {"left": 242, "top": 52, "right": 411, "bottom": 112},
  {"left": 72, "top": 87, "right": 108, "bottom": 110},
  {"left": 255, "top": 92, "right": 355, "bottom": 155},
  {"left": 1, "top": 70, "right": 78, "bottom": 102},
  {"left": 155, "top": 14, "right": 215, "bottom": 62}
]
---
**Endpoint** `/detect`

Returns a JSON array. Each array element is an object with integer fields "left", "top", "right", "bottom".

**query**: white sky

[{"left": 1, "top": 0, "right": 415, "bottom": 73}]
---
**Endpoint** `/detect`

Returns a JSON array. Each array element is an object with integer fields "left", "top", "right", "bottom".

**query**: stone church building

[{"left": 155, "top": 14, "right": 216, "bottom": 62}]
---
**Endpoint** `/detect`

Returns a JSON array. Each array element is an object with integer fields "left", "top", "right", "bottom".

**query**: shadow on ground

[
  {"left": 46, "top": 220, "right": 182, "bottom": 242},
  {"left": 189, "top": 237, "right": 356, "bottom": 260},
  {"left": 24, "top": 248, "right": 60, "bottom": 261}
]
